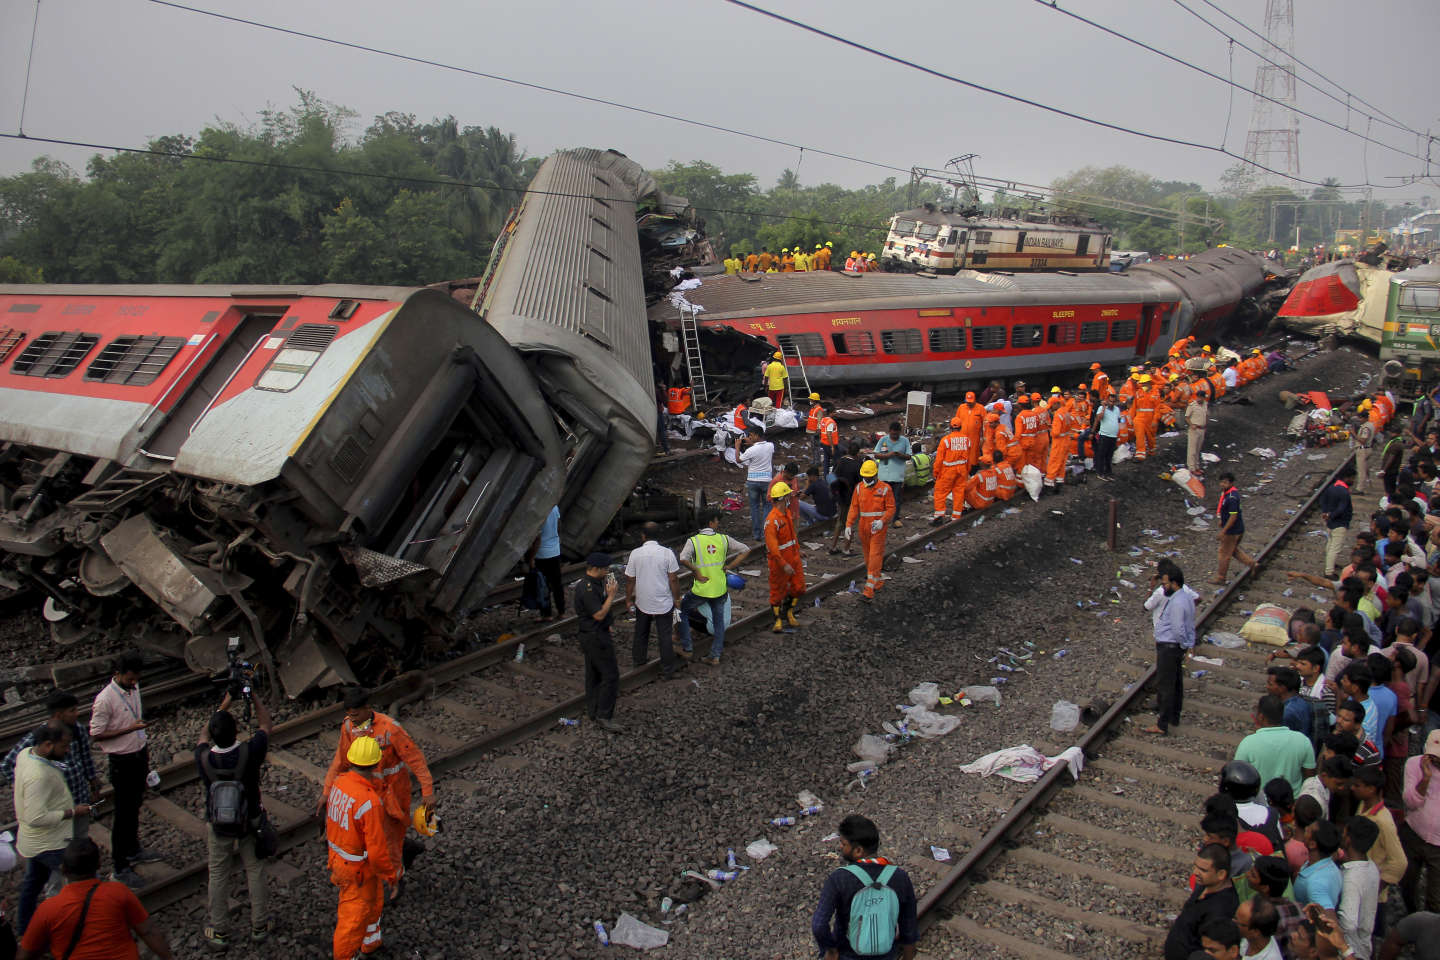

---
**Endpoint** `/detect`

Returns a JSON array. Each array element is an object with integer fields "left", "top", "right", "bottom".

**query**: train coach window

[
  {"left": 1076, "top": 235, "right": 1090, "bottom": 256},
  {"left": 1010, "top": 324, "right": 1043, "bottom": 349},
  {"left": 927, "top": 328, "right": 966, "bottom": 353},
  {"left": 971, "top": 326, "right": 1006, "bottom": 351},
  {"left": 893, "top": 218, "right": 917, "bottom": 237},
  {"left": 1400, "top": 286, "right": 1440, "bottom": 312},
  {"left": 777, "top": 333, "right": 826, "bottom": 357},
  {"left": 881, "top": 329, "right": 923, "bottom": 355},
  {"left": 255, "top": 322, "right": 339, "bottom": 392},
  {"left": 970, "top": 251, "right": 988, "bottom": 265},
  {"left": 915, "top": 223, "right": 940, "bottom": 241},
  {"left": 1047, "top": 324, "right": 1078, "bottom": 346},
  {"left": 1079, "top": 322, "right": 1108, "bottom": 344},
  {"left": 10, "top": 330, "right": 100, "bottom": 378},
  {"left": 0, "top": 327, "right": 24, "bottom": 363},
  {"left": 973, "top": 231, "right": 992, "bottom": 244},
  {"left": 831, "top": 331, "right": 875, "bottom": 356},
  {"left": 85, "top": 335, "right": 186, "bottom": 386},
  {"left": 1110, "top": 317, "right": 1138, "bottom": 341}
]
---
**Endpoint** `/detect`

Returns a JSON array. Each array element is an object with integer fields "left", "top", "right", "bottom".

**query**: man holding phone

[{"left": 1401, "top": 731, "right": 1440, "bottom": 913}]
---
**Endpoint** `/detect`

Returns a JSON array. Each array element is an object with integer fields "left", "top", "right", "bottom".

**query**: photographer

[{"left": 195, "top": 688, "right": 273, "bottom": 948}]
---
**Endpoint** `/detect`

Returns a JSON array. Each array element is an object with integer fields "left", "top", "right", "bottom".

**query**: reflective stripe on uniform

[
  {"left": 379, "top": 763, "right": 406, "bottom": 778},
  {"left": 329, "top": 841, "right": 368, "bottom": 862},
  {"left": 859, "top": 511, "right": 885, "bottom": 517},
  {"left": 354, "top": 800, "right": 372, "bottom": 820},
  {"left": 777, "top": 540, "right": 797, "bottom": 550},
  {"left": 941, "top": 459, "right": 965, "bottom": 467}
]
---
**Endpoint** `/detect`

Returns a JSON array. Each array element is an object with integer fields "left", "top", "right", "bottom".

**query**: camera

[{"left": 225, "top": 636, "right": 256, "bottom": 721}]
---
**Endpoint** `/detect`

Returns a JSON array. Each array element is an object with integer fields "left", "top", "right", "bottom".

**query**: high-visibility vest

[
  {"left": 807, "top": 405, "right": 823, "bottom": 432},
  {"left": 819, "top": 417, "right": 839, "bottom": 446},
  {"left": 906, "top": 452, "right": 933, "bottom": 486},
  {"left": 688, "top": 532, "right": 730, "bottom": 598},
  {"left": 733, "top": 404, "right": 747, "bottom": 430},
  {"left": 667, "top": 387, "right": 692, "bottom": 414}
]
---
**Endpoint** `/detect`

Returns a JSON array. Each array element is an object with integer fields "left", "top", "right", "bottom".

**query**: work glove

[
  {"left": 870, "top": 520, "right": 883, "bottom": 534},
  {"left": 844, "top": 527, "right": 854, "bottom": 542}
]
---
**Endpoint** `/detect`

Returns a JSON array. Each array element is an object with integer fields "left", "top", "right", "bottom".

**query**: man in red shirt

[{"left": 19, "top": 838, "right": 174, "bottom": 960}]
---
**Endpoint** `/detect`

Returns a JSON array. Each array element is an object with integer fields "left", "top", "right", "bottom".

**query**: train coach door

[
  {"left": 1137, "top": 304, "right": 1158, "bottom": 356},
  {"left": 143, "top": 312, "right": 280, "bottom": 459}
]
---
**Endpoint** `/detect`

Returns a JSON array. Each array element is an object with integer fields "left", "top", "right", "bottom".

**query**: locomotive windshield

[
  {"left": 915, "top": 222, "right": 940, "bottom": 241},
  {"left": 892, "top": 218, "right": 917, "bottom": 237}
]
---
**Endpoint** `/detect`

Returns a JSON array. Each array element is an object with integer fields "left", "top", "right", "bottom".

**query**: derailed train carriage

[{"left": 0, "top": 148, "right": 656, "bottom": 696}]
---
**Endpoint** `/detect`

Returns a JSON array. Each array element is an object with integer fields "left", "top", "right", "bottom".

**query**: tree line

[{"left": 0, "top": 92, "right": 1424, "bottom": 286}]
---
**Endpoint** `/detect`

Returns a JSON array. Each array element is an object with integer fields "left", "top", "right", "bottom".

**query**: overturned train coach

[
  {"left": 658, "top": 246, "right": 1270, "bottom": 388},
  {"left": 0, "top": 147, "right": 656, "bottom": 696}
]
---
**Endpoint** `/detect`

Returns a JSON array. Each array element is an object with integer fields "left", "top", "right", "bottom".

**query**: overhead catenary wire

[
  {"left": 720, "top": 0, "right": 1420, "bottom": 190},
  {"left": 1031, "top": 0, "right": 1430, "bottom": 166},
  {"left": 0, "top": 132, "right": 898, "bottom": 234},
  {"left": 17, "top": 0, "right": 44, "bottom": 137}
]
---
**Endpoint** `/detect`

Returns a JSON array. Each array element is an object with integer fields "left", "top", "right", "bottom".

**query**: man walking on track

[
  {"left": 811, "top": 814, "right": 918, "bottom": 960},
  {"left": 1214, "top": 472, "right": 1259, "bottom": 584},
  {"left": 677, "top": 510, "right": 751, "bottom": 666},
  {"left": 1143, "top": 562, "right": 1196, "bottom": 735},
  {"left": 1319, "top": 465, "right": 1355, "bottom": 578},
  {"left": 846, "top": 460, "right": 896, "bottom": 603},
  {"left": 321, "top": 688, "right": 434, "bottom": 897},
  {"left": 766, "top": 482, "right": 806, "bottom": 633},
  {"left": 324, "top": 736, "right": 398, "bottom": 960}
]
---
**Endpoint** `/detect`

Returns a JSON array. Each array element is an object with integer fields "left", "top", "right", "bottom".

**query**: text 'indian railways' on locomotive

[
  {"left": 0, "top": 148, "right": 658, "bottom": 697},
  {"left": 880, "top": 204, "right": 1112, "bottom": 274}
]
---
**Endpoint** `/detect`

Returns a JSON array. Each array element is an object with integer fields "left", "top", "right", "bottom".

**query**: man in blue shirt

[
  {"left": 1092, "top": 393, "right": 1121, "bottom": 480},
  {"left": 811, "top": 815, "right": 917, "bottom": 960},
  {"left": 1341, "top": 661, "right": 1393, "bottom": 760},
  {"left": 1293, "top": 819, "right": 1343, "bottom": 909},
  {"left": 1266, "top": 665, "right": 1311, "bottom": 739},
  {"left": 525, "top": 505, "right": 564, "bottom": 621},
  {"left": 1364, "top": 653, "right": 1400, "bottom": 757},
  {"left": 1145, "top": 562, "right": 1197, "bottom": 735},
  {"left": 1319, "top": 466, "right": 1355, "bottom": 578},
  {"left": 872, "top": 422, "right": 911, "bottom": 528}
]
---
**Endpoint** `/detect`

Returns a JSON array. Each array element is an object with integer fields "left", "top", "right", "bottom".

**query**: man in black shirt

[
  {"left": 1164, "top": 843, "right": 1240, "bottom": 960},
  {"left": 573, "top": 552, "right": 622, "bottom": 733},
  {"left": 195, "top": 692, "right": 273, "bottom": 947},
  {"left": 798, "top": 466, "right": 837, "bottom": 525},
  {"left": 811, "top": 815, "right": 917, "bottom": 960},
  {"left": 1319, "top": 466, "right": 1356, "bottom": 578},
  {"left": 829, "top": 442, "right": 862, "bottom": 555}
]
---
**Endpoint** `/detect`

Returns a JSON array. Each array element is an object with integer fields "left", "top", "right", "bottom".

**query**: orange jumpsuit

[
  {"left": 764, "top": 503, "right": 804, "bottom": 605},
  {"left": 952, "top": 403, "right": 983, "bottom": 458},
  {"left": 932, "top": 430, "right": 971, "bottom": 520},
  {"left": 744, "top": 254, "right": 759, "bottom": 272},
  {"left": 1044, "top": 402, "right": 1072, "bottom": 485},
  {"left": 964, "top": 467, "right": 999, "bottom": 511},
  {"left": 326, "top": 769, "right": 398, "bottom": 960},
  {"left": 1091, "top": 372, "right": 1112, "bottom": 400},
  {"left": 994, "top": 462, "right": 1018, "bottom": 501},
  {"left": 1207, "top": 371, "right": 1226, "bottom": 400},
  {"left": 1130, "top": 387, "right": 1161, "bottom": 460},
  {"left": 997, "top": 421, "right": 1023, "bottom": 472},
  {"left": 980, "top": 415, "right": 999, "bottom": 463},
  {"left": 324, "top": 714, "right": 434, "bottom": 879},
  {"left": 1118, "top": 377, "right": 1139, "bottom": 405},
  {"left": 733, "top": 404, "right": 748, "bottom": 431},
  {"left": 781, "top": 254, "right": 795, "bottom": 272},
  {"left": 847, "top": 480, "right": 895, "bottom": 598},
  {"left": 1016, "top": 407, "right": 1044, "bottom": 471},
  {"left": 758, "top": 252, "right": 774, "bottom": 271},
  {"left": 806, "top": 404, "right": 823, "bottom": 435},
  {"left": 1375, "top": 394, "right": 1395, "bottom": 426}
]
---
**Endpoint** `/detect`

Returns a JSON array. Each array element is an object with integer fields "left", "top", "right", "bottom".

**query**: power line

[
  {"left": 0, "top": 132, "right": 900, "bottom": 233},
  {"left": 1033, "top": 0, "right": 1428, "bottom": 166},
  {"left": 720, "top": 0, "right": 1418, "bottom": 190},
  {"left": 144, "top": 0, "right": 911, "bottom": 178},
  {"left": 1186, "top": 0, "right": 1424, "bottom": 140},
  {"left": 18, "top": 0, "right": 43, "bottom": 137}
]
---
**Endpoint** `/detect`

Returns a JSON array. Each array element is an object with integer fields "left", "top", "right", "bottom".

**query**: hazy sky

[{"left": 1, "top": 0, "right": 1436, "bottom": 204}]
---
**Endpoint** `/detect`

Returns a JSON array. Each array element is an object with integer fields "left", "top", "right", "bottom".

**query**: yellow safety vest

[{"left": 689, "top": 533, "right": 729, "bottom": 598}]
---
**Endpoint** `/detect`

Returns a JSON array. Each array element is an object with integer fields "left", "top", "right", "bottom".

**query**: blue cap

[{"left": 586, "top": 552, "right": 613, "bottom": 568}]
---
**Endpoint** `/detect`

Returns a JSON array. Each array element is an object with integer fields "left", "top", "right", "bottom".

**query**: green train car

[{"left": 1379, "top": 263, "right": 1440, "bottom": 399}]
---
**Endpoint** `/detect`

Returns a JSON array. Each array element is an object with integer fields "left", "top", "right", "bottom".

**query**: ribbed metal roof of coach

[
  {"left": 481, "top": 148, "right": 655, "bottom": 398},
  {"left": 1394, "top": 262, "right": 1440, "bottom": 283},
  {"left": 653, "top": 269, "right": 1172, "bottom": 322}
]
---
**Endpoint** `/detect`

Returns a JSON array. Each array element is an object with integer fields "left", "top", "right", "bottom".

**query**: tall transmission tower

[{"left": 1241, "top": 0, "right": 1300, "bottom": 181}]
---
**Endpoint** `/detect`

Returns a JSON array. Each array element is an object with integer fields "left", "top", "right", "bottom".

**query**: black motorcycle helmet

[{"left": 1219, "top": 760, "right": 1262, "bottom": 802}]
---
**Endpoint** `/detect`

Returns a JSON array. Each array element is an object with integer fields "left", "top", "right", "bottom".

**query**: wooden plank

[
  {"left": 269, "top": 749, "right": 327, "bottom": 785},
  {"left": 144, "top": 795, "right": 210, "bottom": 841}
]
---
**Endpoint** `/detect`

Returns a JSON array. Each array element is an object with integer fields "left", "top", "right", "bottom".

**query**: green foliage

[
  {"left": 0, "top": 92, "right": 535, "bottom": 285},
  {"left": 0, "top": 256, "right": 42, "bottom": 282}
]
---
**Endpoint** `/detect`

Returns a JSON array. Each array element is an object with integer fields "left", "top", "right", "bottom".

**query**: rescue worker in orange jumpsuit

[
  {"left": 846, "top": 460, "right": 895, "bottom": 601},
  {"left": 953, "top": 392, "right": 985, "bottom": 459},
  {"left": 1207, "top": 366, "right": 1226, "bottom": 401},
  {"left": 994, "top": 457, "right": 1018, "bottom": 501},
  {"left": 325, "top": 736, "right": 398, "bottom": 960},
  {"left": 817, "top": 409, "right": 840, "bottom": 476},
  {"left": 805, "top": 392, "right": 824, "bottom": 459},
  {"left": 992, "top": 407, "right": 1023, "bottom": 472},
  {"left": 1118, "top": 368, "right": 1142, "bottom": 405},
  {"left": 781, "top": 249, "right": 795, "bottom": 272},
  {"left": 757, "top": 248, "right": 774, "bottom": 271},
  {"left": 321, "top": 688, "right": 434, "bottom": 892},
  {"left": 1044, "top": 388, "right": 1072, "bottom": 489},
  {"left": 980, "top": 408, "right": 999, "bottom": 464},
  {"left": 743, "top": 251, "right": 759, "bottom": 272},
  {"left": 1129, "top": 374, "right": 1162, "bottom": 460},
  {"left": 1089, "top": 363, "right": 1112, "bottom": 401},
  {"left": 964, "top": 456, "right": 1000, "bottom": 511},
  {"left": 932, "top": 417, "right": 971, "bottom": 525},
  {"left": 765, "top": 482, "right": 805, "bottom": 632},
  {"left": 733, "top": 403, "right": 748, "bottom": 432},
  {"left": 1016, "top": 396, "right": 1044, "bottom": 472},
  {"left": 1373, "top": 392, "right": 1395, "bottom": 427}
]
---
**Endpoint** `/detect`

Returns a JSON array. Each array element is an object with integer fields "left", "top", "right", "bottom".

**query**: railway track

[{"left": 911, "top": 453, "right": 1353, "bottom": 958}]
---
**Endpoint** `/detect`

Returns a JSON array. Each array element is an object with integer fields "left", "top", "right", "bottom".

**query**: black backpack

[{"left": 200, "top": 743, "right": 250, "bottom": 838}]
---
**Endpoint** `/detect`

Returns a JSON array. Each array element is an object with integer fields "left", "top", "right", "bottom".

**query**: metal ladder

[
  {"left": 781, "top": 340, "right": 812, "bottom": 409},
  {"left": 678, "top": 303, "right": 709, "bottom": 405}
]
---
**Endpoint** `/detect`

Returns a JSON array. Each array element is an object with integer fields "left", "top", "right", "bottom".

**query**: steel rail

[{"left": 913, "top": 451, "right": 1353, "bottom": 934}]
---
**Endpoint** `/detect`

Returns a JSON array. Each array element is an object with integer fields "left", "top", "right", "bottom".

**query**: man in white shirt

[
  {"left": 624, "top": 523, "right": 683, "bottom": 679},
  {"left": 1234, "top": 894, "right": 1284, "bottom": 959},
  {"left": 736, "top": 427, "right": 775, "bottom": 542},
  {"left": 1223, "top": 361, "right": 1240, "bottom": 390},
  {"left": 90, "top": 652, "right": 162, "bottom": 886},
  {"left": 1337, "top": 817, "right": 1382, "bottom": 958}
]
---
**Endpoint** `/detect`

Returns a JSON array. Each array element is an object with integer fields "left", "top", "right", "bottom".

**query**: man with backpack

[
  {"left": 811, "top": 814, "right": 917, "bottom": 960},
  {"left": 195, "top": 691, "right": 273, "bottom": 948}
]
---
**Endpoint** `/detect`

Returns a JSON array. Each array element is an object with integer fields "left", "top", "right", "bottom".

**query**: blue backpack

[{"left": 844, "top": 863, "right": 900, "bottom": 956}]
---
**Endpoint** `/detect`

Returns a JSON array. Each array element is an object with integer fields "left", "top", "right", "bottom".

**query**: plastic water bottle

[
  {"left": 799, "top": 804, "right": 823, "bottom": 816},
  {"left": 558, "top": 718, "right": 578, "bottom": 727},
  {"left": 660, "top": 897, "right": 674, "bottom": 914},
  {"left": 594, "top": 920, "right": 610, "bottom": 946},
  {"left": 706, "top": 869, "right": 739, "bottom": 882},
  {"left": 726, "top": 848, "right": 737, "bottom": 869},
  {"left": 1053, "top": 649, "right": 1069, "bottom": 660},
  {"left": 989, "top": 677, "right": 1009, "bottom": 685},
  {"left": 769, "top": 816, "right": 796, "bottom": 826},
  {"left": 514, "top": 644, "right": 525, "bottom": 663}
]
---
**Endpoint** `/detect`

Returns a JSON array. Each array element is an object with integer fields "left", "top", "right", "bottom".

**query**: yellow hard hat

[
  {"left": 1131, "top": 372, "right": 1142, "bottom": 380},
  {"left": 1050, "top": 386, "right": 1061, "bottom": 394},
  {"left": 815, "top": 244, "right": 822, "bottom": 250},
  {"left": 771, "top": 481, "right": 793, "bottom": 498},
  {"left": 826, "top": 241, "right": 833, "bottom": 247},
  {"left": 859, "top": 460, "right": 879, "bottom": 478},
  {"left": 412, "top": 804, "right": 440, "bottom": 837},
  {"left": 347, "top": 736, "right": 382, "bottom": 767},
  {"left": 867, "top": 253, "right": 876, "bottom": 260},
  {"left": 1129, "top": 366, "right": 1141, "bottom": 372},
  {"left": 781, "top": 247, "right": 789, "bottom": 253},
  {"left": 696, "top": 411, "right": 706, "bottom": 419},
  {"left": 1140, "top": 374, "right": 1153, "bottom": 383},
  {"left": 809, "top": 392, "right": 820, "bottom": 401},
  {"left": 773, "top": 351, "right": 782, "bottom": 359},
  {"left": 1359, "top": 399, "right": 1373, "bottom": 411},
  {"left": 850, "top": 251, "right": 859, "bottom": 257},
  {"left": 1251, "top": 348, "right": 1262, "bottom": 355},
  {"left": 1202, "top": 345, "right": 1213, "bottom": 353},
  {"left": 1168, "top": 373, "right": 1178, "bottom": 381}
]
